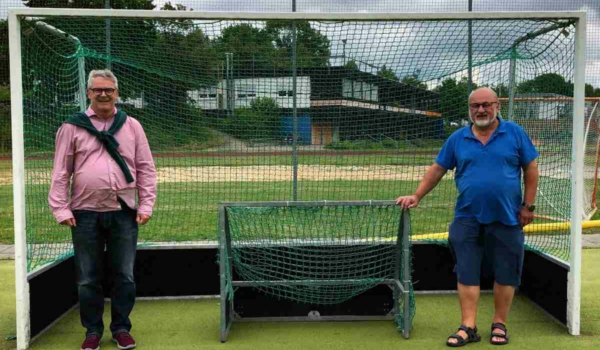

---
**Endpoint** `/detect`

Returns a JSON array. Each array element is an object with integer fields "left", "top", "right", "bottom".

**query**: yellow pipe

[{"left": 411, "top": 220, "right": 600, "bottom": 241}]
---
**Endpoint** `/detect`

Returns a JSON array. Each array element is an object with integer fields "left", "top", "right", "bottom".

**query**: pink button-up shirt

[{"left": 48, "top": 107, "right": 157, "bottom": 224}]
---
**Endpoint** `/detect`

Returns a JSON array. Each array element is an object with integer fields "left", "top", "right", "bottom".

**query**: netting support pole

[
  {"left": 395, "top": 208, "right": 411, "bottom": 339},
  {"left": 568, "top": 13, "right": 586, "bottom": 336},
  {"left": 467, "top": 0, "right": 473, "bottom": 95},
  {"left": 226, "top": 53, "right": 234, "bottom": 118},
  {"left": 291, "top": 13, "right": 299, "bottom": 201},
  {"left": 507, "top": 48, "right": 517, "bottom": 121},
  {"left": 219, "top": 205, "right": 233, "bottom": 342},
  {"left": 583, "top": 100, "right": 600, "bottom": 219},
  {"left": 78, "top": 57, "right": 87, "bottom": 111},
  {"left": 401, "top": 209, "right": 411, "bottom": 339},
  {"left": 9, "top": 11, "right": 30, "bottom": 350},
  {"left": 105, "top": 0, "right": 111, "bottom": 70}
]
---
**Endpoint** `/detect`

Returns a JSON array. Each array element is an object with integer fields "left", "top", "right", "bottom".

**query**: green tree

[
  {"left": 492, "top": 83, "right": 510, "bottom": 98},
  {"left": 344, "top": 60, "right": 359, "bottom": 70},
  {"left": 401, "top": 71, "right": 427, "bottom": 90},
  {"left": 143, "top": 3, "right": 217, "bottom": 117},
  {"left": 264, "top": 20, "right": 331, "bottom": 68},
  {"left": 230, "top": 97, "right": 281, "bottom": 141},
  {"left": 585, "top": 83, "right": 598, "bottom": 97},
  {"left": 433, "top": 77, "right": 476, "bottom": 123},
  {"left": 23, "top": 0, "right": 155, "bottom": 9},
  {"left": 215, "top": 20, "right": 331, "bottom": 72},
  {"left": 516, "top": 73, "right": 573, "bottom": 96},
  {"left": 377, "top": 65, "right": 398, "bottom": 81},
  {"left": 250, "top": 97, "right": 280, "bottom": 115},
  {"left": 215, "top": 23, "right": 279, "bottom": 72},
  {"left": 0, "top": 20, "right": 8, "bottom": 86}
]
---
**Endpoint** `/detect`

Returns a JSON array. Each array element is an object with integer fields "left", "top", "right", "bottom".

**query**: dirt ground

[
  {"left": 0, "top": 165, "right": 436, "bottom": 185},
  {"left": 1, "top": 162, "right": 596, "bottom": 185}
]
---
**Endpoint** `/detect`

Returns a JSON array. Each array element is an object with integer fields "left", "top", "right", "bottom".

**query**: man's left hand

[
  {"left": 136, "top": 214, "right": 151, "bottom": 225},
  {"left": 518, "top": 207, "right": 534, "bottom": 227}
]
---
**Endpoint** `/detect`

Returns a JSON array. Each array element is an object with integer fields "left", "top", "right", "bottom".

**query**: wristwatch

[{"left": 522, "top": 202, "right": 536, "bottom": 212}]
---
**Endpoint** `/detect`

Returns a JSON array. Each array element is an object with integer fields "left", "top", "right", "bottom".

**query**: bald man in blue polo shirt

[{"left": 397, "top": 87, "right": 539, "bottom": 347}]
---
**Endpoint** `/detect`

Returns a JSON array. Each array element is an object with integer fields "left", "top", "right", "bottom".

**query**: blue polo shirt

[{"left": 435, "top": 118, "right": 538, "bottom": 226}]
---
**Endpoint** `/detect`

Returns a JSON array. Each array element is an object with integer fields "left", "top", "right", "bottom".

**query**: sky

[{"left": 2, "top": 0, "right": 600, "bottom": 86}]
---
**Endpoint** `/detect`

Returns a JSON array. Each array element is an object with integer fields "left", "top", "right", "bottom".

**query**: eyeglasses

[
  {"left": 89, "top": 88, "right": 117, "bottom": 96},
  {"left": 469, "top": 102, "right": 498, "bottom": 110}
]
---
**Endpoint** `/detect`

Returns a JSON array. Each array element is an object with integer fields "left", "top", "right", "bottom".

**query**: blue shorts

[{"left": 448, "top": 218, "right": 525, "bottom": 287}]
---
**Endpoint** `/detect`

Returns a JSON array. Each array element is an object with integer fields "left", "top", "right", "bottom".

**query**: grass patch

[
  {"left": 0, "top": 176, "right": 580, "bottom": 265},
  {"left": 151, "top": 153, "right": 437, "bottom": 167},
  {"left": 0, "top": 261, "right": 15, "bottom": 350},
  {"left": 0, "top": 186, "right": 12, "bottom": 245}
]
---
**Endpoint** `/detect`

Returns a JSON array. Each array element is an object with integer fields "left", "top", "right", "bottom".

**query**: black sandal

[
  {"left": 490, "top": 323, "right": 509, "bottom": 345},
  {"left": 446, "top": 325, "right": 481, "bottom": 347}
]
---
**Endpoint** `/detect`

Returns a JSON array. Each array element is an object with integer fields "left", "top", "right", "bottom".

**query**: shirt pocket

[{"left": 496, "top": 146, "right": 521, "bottom": 178}]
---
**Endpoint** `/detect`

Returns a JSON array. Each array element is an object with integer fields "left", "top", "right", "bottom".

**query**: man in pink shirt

[{"left": 49, "top": 69, "right": 156, "bottom": 350}]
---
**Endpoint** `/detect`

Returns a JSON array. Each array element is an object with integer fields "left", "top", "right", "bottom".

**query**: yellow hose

[{"left": 411, "top": 220, "right": 600, "bottom": 241}]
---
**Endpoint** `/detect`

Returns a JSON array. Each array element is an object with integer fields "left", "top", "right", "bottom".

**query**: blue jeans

[{"left": 71, "top": 202, "right": 138, "bottom": 336}]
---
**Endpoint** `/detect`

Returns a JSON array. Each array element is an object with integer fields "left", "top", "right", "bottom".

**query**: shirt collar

[
  {"left": 85, "top": 106, "right": 118, "bottom": 118},
  {"left": 462, "top": 116, "right": 506, "bottom": 138}
]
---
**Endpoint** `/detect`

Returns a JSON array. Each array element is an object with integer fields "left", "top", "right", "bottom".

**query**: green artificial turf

[{"left": 1, "top": 250, "right": 600, "bottom": 350}]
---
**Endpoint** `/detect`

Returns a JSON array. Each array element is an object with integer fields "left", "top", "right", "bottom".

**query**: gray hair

[
  {"left": 87, "top": 69, "right": 119, "bottom": 89},
  {"left": 468, "top": 87, "right": 498, "bottom": 102}
]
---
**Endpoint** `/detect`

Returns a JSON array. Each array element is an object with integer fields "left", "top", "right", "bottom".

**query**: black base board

[
  {"left": 29, "top": 257, "right": 78, "bottom": 338},
  {"left": 520, "top": 251, "right": 568, "bottom": 324},
  {"left": 27, "top": 244, "right": 568, "bottom": 339},
  {"left": 134, "top": 249, "right": 220, "bottom": 296}
]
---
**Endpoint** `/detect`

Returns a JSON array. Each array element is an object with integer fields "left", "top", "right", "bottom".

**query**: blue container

[{"left": 281, "top": 115, "right": 311, "bottom": 145}]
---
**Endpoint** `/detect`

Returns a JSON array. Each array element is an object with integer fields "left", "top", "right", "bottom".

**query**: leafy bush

[
  {"left": 0, "top": 102, "right": 9, "bottom": 155},
  {"left": 221, "top": 97, "right": 281, "bottom": 142},
  {"left": 125, "top": 104, "right": 223, "bottom": 152},
  {"left": 0, "top": 85, "right": 9, "bottom": 155},
  {"left": 324, "top": 138, "right": 445, "bottom": 151}
]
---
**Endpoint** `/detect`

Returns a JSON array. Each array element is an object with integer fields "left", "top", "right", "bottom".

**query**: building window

[{"left": 195, "top": 87, "right": 217, "bottom": 99}]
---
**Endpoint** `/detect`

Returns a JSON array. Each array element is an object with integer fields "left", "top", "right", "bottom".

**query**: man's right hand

[
  {"left": 60, "top": 218, "right": 76, "bottom": 227},
  {"left": 395, "top": 195, "right": 420, "bottom": 210}
]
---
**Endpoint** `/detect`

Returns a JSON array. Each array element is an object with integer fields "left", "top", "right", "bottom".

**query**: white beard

[{"left": 470, "top": 109, "right": 497, "bottom": 127}]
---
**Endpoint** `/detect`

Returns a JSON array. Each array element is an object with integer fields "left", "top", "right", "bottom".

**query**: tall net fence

[{"left": 11, "top": 13, "right": 580, "bottom": 270}]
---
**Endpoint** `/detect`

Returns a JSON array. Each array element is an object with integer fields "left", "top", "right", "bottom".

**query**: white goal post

[{"left": 8, "top": 8, "right": 586, "bottom": 349}]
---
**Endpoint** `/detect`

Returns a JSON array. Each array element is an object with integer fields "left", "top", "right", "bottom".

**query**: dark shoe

[
  {"left": 112, "top": 332, "right": 137, "bottom": 349},
  {"left": 81, "top": 334, "right": 101, "bottom": 350},
  {"left": 446, "top": 325, "right": 481, "bottom": 347},
  {"left": 490, "top": 323, "right": 509, "bottom": 345}
]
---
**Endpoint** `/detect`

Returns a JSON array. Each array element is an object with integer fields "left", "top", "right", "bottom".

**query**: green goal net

[{"left": 218, "top": 202, "right": 414, "bottom": 338}]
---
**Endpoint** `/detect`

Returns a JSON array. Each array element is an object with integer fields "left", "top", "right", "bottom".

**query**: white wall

[
  {"left": 515, "top": 101, "right": 567, "bottom": 120},
  {"left": 190, "top": 76, "right": 311, "bottom": 110}
]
